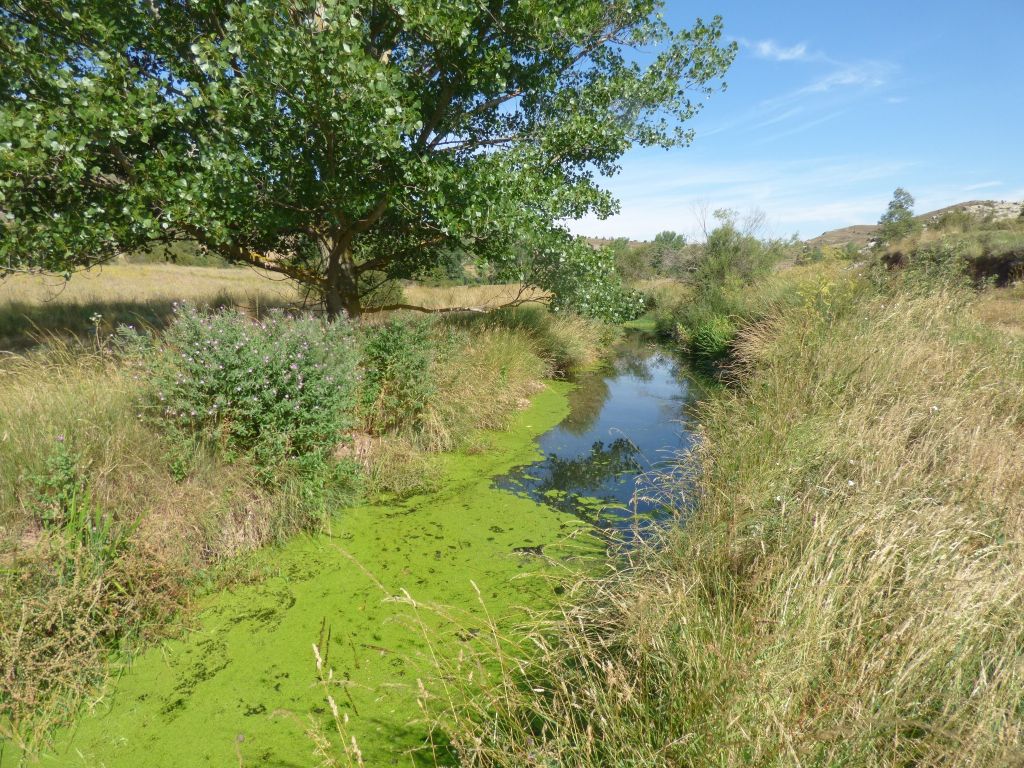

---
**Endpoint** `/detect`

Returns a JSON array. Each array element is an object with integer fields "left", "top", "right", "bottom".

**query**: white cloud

[
  {"left": 802, "top": 63, "right": 891, "bottom": 94},
  {"left": 746, "top": 39, "right": 810, "bottom": 62}
]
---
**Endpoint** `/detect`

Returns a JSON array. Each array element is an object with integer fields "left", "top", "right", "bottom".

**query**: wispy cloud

[
  {"left": 566, "top": 155, "right": 919, "bottom": 241},
  {"left": 699, "top": 48, "right": 897, "bottom": 142},
  {"left": 744, "top": 38, "right": 812, "bottom": 62},
  {"left": 752, "top": 110, "right": 849, "bottom": 145},
  {"left": 963, "top": 181, "right": 1002, "bottom": 192},
  {"left": 802, "top": 63, "right": 891, "bottom": 93}
]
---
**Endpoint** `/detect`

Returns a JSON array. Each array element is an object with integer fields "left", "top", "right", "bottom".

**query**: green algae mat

[{"left": 15, "top": 384, "right": 596, "bottom": 767}]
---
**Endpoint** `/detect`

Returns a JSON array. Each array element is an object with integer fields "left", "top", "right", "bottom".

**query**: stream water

[
  {"left": 15, "top": 335, "right": 699, "bottom": 768},
  {"left": 497, "top": 332, "right": 701, "bottom": 539}
]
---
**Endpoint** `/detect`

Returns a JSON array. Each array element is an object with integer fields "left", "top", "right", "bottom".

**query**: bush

[
  {"left": 689, "top": 313, "right": 737, "bottom": 363},
  {"left": 652, "top": 216, "right": 796, "bottom": 364},
  {"left": 359, "top": 318, "right": 436, "bottom": 434},
  {"left": 148, "top": 304, "right": 360, "bottom": 473}
]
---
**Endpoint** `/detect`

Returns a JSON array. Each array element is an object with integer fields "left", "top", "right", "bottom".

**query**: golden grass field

[
  {"left": 0, "top": 262, "right": 301, "bottom": 307},
  {"left": 0, "top": 263, "right": 549, "bottom": 349},
  {"left": 975, "top": 283, "right": 1024, "bottom": 335}
]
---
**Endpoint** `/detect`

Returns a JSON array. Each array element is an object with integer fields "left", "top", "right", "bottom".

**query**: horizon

[{"left": 569, "top": 0, "right": 1024, "bottom": 243}]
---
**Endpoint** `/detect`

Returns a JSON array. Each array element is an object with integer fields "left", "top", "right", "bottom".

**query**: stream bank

[{"left": 14, "top": 336, "right": 700, "bottom": 767}]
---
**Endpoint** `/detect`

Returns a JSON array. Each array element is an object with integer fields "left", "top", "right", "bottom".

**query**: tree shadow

[{"left": 0, "top": 292, "right": 297, "bottom": 352}]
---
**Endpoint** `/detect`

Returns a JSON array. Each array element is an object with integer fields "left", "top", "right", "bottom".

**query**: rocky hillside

[{"left": 806, "top": 199, "right": 1024, "bottom": 248}]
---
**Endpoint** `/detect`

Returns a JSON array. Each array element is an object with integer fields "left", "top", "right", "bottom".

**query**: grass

[
  {"left": 442, "top": 270, "right": 1024, "bottom": 766},
  {"left": 0, "top": 263, "right": 301, "bottom": 350},
  {"left": 975, "top": 284, "right": 1024, "bottom": 335},
  {"left": 400, "top": 283, "right": 550, "bottom": 312}
]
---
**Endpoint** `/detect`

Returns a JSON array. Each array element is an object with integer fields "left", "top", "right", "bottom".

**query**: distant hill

[
  {"left": 806, "top": 199, "right": 1023, "bottom": 248},
  {"left": 586, "top": 237, "right": 644, "bottom": 250}
]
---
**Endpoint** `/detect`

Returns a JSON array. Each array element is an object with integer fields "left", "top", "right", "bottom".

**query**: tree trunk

[{"left": 324, "top": 240, "right": 362, "bottom": 321}]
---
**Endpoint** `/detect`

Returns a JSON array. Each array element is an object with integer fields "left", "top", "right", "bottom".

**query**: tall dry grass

[
  {"left": 975, "top": 284, "right": 1024, "bottom": 336},
  {"left": 399, "top": 283, "right": 549, "bottom": 312},
  {"left": 0, "top": 263, "right": 300, "bottom": 349},
  {"left": 443, "top": 280, "right": 1024, "bottom": 766}
]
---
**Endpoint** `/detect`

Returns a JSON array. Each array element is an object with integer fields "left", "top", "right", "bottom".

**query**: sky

[{"left": 571, "top": 0, "right": 1024, "bottom": 242}]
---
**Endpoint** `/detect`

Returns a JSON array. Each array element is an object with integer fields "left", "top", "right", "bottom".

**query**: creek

[{"left": 20, "top": 334, "right": 699, "bottom": 768}]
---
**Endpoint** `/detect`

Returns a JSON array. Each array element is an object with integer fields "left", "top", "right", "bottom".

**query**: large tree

[{"left": 0, "top": 1, "right": 734, "bottom": 318}]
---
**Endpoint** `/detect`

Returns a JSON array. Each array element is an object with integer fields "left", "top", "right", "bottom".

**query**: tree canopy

[
  {"left": 876, "top": 187, "right": 918, "bottom": 247},
  {"left": 0, "top": 0, "right": 735, "bottom": 318}
]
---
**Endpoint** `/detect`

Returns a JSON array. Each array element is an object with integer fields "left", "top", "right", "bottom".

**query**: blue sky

[{"left": 572, "top": 1, "right": 1024, "bottom": 241}]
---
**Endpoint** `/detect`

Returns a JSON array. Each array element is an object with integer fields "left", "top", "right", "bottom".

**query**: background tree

[
  {"left": 0, "top": 0, "right": 735, "bottom": 320},
  {"left": 649, "top": 229, "right": 686, "bottom": 273},
  {"left": 876, "top": 187, "right": 919, "bottom": 247}
]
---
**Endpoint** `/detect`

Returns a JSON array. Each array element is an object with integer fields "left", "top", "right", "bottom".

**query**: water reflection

[{"left": 495, "top": 333, "right": 701, "bottom": 537}]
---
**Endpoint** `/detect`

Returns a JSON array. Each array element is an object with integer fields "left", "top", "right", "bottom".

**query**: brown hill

[{"left": 805, "top": 199, "right": 1023, "bottom": 248}]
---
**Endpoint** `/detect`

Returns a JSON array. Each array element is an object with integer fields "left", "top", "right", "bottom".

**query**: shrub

[
  {"left": 148, "top": 304, "right": 359, "bottom": 473},
  {"left": 359, "top": 318, "right": 436, "bottom": 434},
  {"left": 689, "top": 313, "right": 737, "bottom": 363}
]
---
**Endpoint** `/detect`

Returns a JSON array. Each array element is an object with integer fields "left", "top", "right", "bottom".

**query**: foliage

[
  {"left": 127, "top": 240, "right": 230, "bottom": 268},
  {"left": 147, "top": 304, "right": 359, "bottom": 473},
  {"left": 612, "top": 231, "right": 691, "bottom": 281},
  {"left": 526, "top": 239, "right": 645, "bottom": 322},
  {"left": 876, "top": 187, "right": 919, "bottom": 246},
  {"left": 656, "top": 214, "right": 795, "bottom": 365},
  {"left": 359, "top": 318, "right": 436, "bottom": 435},
  {"left": 29, "top": 437, "right": 83, "bottom": 529},
  {"left": 0, "top": 1, "right": 735, "bottom": 318}
]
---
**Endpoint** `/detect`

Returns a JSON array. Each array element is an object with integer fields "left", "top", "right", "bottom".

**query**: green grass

[{"left": 441, "top": 270, "right": 1024, "bottom": 767}]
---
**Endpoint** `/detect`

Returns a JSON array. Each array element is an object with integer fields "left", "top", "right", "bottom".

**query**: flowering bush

[{"left": 150, "top": 304, "right": 359, "bottom": 471}]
